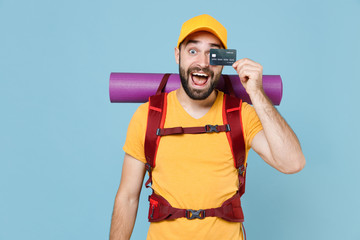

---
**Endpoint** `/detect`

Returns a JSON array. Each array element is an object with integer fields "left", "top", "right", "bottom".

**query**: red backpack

[{"left": 144, "top": 74, "right": 247, "bottom": 231}]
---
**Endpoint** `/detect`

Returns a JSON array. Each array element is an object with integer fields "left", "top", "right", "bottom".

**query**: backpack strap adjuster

[
  {"left": 185, "top": 209, "right": 206, "bottom": 220},
  {"left": 156, "top": 128, "right": 161, "bottom": 136},
  {"left": 205, "top": 124, "right": 219, "bottom": 133},
  {"left": 145, "top": 163, "right": 152, "bottom": 173},
  {"left": 238, "top": 164, "right": 245, "bottom": 175}
]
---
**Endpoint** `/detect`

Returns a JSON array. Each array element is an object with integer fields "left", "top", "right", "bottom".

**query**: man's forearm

[
  {"left": 250, "top": 89, "right": 305, "bottom": 173},
  {"left": 110, "top": 196, "right": 139, "bottom": 240}
]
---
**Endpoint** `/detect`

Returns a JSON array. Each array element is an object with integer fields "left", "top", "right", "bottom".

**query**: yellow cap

[{"left": 177, "top": 14, "right": 227, "bottom": 49}]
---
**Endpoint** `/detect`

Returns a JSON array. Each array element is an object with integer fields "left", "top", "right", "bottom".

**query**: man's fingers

[
  {"left": 233, "top": 58, "right": 262, "bottom": 72},
  {"left": 235, "top": 64, "right": 262, "bottom": 81},
  {"left": 232, "top": 58, "right": 249, "bottom": 68},
  {"left": 239, "top": 69, "right": 261, "bottom": 82},
  {"left": 237, "top": 64, "right": 261, "bottom": 73}
]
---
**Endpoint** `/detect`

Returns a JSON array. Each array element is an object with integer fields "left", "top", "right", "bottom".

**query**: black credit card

[{"left": 210, "top": 49, "right": 237, "bottom": 66}]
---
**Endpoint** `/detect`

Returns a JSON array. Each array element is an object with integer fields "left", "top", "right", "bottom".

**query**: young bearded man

[{"left": 110, "top": 14, "right": 305, "bottom": 240}]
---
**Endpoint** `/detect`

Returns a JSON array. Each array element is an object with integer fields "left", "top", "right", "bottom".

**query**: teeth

[{"left": 192, "top": 72, "right": 208, "bottom": 77}]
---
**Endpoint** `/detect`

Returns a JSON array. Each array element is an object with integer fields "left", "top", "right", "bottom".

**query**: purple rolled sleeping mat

[{"left": 109, "top": 73, "right": 283, "bottom": 105}]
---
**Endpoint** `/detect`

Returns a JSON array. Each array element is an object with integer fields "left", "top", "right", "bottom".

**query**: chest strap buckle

[
  {"left": 205, "top": 125, "right": 219, "bottom": 133},
  {"left": 185, "top": 209, "right": 206, "bottom": 219}
]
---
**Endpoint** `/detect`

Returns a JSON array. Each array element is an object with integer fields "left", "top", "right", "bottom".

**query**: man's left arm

[{"left": 233, "top": 58, "right": 306, "bottom": 174}]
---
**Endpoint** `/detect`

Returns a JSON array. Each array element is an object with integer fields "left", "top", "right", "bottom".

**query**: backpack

[{"left": 144, "top": 74, "right": 247, "bottom": 227}]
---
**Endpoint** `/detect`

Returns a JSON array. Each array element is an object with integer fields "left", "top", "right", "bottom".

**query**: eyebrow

[
  {"left": 184, "top": 40, "right": 222, "bottom": 49},
  {"left": 210, "top": 43, "right": 222, "bottom": 48},
  {"left": 184, "top": 40, "right": 199, "bottom": 47}
]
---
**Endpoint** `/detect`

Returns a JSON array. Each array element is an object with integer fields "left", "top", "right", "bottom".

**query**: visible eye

[{"left": 189, "top": 49, "right": 197, "bottom": 55}]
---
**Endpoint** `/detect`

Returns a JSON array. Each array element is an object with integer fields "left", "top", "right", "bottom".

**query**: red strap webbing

[
  {"left": 156, "top": 73, "right": 171, "bottom": 95},
  {"left": 145, "top": 73, "right": 171, "bottom": 168},
  {"left": 223, "top": 93, "right": 247, "bottom": 196},
  {"left": 144, "top": 93, "right": 167, "bottom": 188},
  {"left": 144, "top": 74, "right": 170, "bottom": 188},
  {"left": 148, "top": 192, "right": 244, "bottom": 222},
  {"left": 223, "top": 74, "right": 236, "bottom": 97},
  {"left": 144, "top": 93, "right": 167, "bottom": 168},
  {"left": 157, "top": 124, "right": 230, "bottom": 136},
  {"left": 223, "top": 94, "right": 245, "bottom": 169}
]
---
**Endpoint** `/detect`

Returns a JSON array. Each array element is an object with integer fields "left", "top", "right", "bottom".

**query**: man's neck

[{"left": 175, "top": 87, "right": 218, "bottom": 119}]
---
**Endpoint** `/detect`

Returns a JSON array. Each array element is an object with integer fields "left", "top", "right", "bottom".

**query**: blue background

[{"left": 1, "top": 0, "right": 359, "bottom": 239}]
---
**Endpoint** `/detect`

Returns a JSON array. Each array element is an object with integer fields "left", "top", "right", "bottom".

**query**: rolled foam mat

[{"left": 109, "top": 73, "right": 282, "bottom": 105}]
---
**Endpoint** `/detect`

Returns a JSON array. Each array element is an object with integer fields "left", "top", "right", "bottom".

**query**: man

[{"left": 110, "top": 14, "right": 305, "bottom": 240}]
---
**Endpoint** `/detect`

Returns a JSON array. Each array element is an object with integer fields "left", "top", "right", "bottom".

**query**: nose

[{"left": 197, "top": 52, "right": 209, "bottom": 69}]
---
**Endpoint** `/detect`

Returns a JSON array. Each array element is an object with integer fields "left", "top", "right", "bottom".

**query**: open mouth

[{"left": 191, "top": 72, "right": 209, "bottom": 87}]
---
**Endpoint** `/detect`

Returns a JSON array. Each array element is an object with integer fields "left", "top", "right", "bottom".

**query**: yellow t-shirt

[{"left": 123, "top": 90, "right": 263, "bottom": 240}]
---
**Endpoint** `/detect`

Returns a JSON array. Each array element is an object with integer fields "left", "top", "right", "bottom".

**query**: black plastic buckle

[
  {"left": 238, "top": 164, "right": 245, "bottom": 175},
  {"left": 205, "top": 125, "right": 219, "bottom": 133},
  {"left": 145, "top": 163, "right": 152, "bottom": 173},
  {"left": 156, "top": 128, "right": 161, "bottom": 136},
  {"left": 185, "top": 209, "right": 206, "bottom": 219},
  {"left": 225, "top": 124, "right": 231, "bottom": 132}
]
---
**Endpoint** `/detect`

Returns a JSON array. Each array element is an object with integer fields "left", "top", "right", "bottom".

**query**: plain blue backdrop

[{"left": 1, "top": 0, "right": 359, "bottom": 239}]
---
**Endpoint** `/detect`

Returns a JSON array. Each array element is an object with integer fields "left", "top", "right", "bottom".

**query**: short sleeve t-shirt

[{"left": 123, "top": 90, "right": 263, "bottom": 240}]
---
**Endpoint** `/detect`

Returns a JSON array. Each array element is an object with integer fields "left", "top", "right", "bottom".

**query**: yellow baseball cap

[{"left": 177, "top": 14, "right": 227, "bottom": 49}]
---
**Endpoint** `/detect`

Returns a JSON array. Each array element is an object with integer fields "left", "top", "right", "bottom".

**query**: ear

[{"left": 175, "top": 47, "right": 180, "bottom": 64}]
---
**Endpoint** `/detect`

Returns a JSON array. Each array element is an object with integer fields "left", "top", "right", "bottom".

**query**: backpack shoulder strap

[
  {"left": 144, "top": 74, "right": 170, "bottom": 188},
  {"left": 222, "top": 93, "right": 247, "bottom": 196},
  {"left": 222, "top": 93, "right": 246, "bottom": 170},
  {"left": 145, "top": 93, "right": 168, "bottom": 169}
]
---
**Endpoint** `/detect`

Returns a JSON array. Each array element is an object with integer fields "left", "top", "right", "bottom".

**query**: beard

[{"left": 179, "top": 63, "right": 222, "bottom": 100}]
